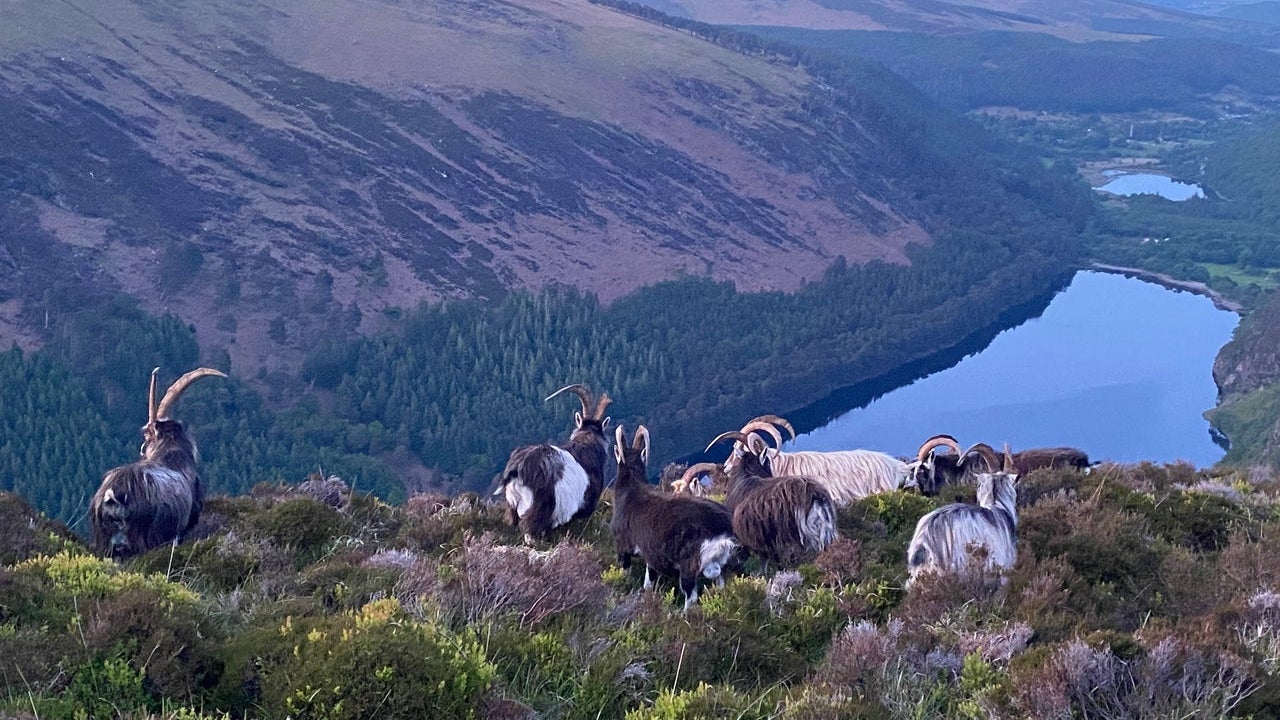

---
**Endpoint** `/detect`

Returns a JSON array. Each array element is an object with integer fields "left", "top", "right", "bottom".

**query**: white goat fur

[
  {"left": 906, "top": 471, "right": 1018, "bottom": 584},
  {"left": 761, "top": 448, "right": 912, "bottom": 506},
  {"left": 504, "top": 447, "right": 589, "bottom": 529}
]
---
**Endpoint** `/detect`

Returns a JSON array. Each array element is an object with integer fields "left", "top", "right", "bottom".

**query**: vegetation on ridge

[{"left": 1, "top": 458, "right": 1278, "bottom": 718}]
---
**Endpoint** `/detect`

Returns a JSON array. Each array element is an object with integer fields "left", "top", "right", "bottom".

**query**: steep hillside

[
  {"left": 0, "top": 0, "right": 947, "bottom": 376},
  {"left": 632, "top": 0, "right": 1280, "bottom": 43}
]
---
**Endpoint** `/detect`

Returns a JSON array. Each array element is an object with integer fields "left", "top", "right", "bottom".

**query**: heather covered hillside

[
  {"left": 0, "top": 0, "right": 1094, "bottom": 510},
  {"left": 1, "top": 458, "right": 1278, "bottom": 718},
  {"left": 0, "top": 0, "right": 1077, "bottom": 375}
]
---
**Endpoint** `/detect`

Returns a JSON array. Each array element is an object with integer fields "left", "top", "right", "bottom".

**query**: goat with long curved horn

[
  {"left": 495, "top": 383, "right": 614, "bottom": 542},
  {"left": 671, "top": 462, "right": 723, "bottom": 496},
  {"left": 707, "top": 430, "right": 836, "bottom": 570},
  {"left": 715, "top": 414, "right": 922, "bottom": 505},
  {"left": 91, "top": 366, "right": 226, "bottom": 559}
]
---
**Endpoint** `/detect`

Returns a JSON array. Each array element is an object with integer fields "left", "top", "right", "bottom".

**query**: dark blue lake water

[{"left": 791, "top": 271, "right": 1239, "bottom": 467}]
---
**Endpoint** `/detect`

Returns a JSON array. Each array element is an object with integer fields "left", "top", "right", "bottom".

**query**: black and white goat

[
  {"left": 708, "top": 430, "right": 837, "bottom": 569},
  {"left": 723, "top": 416, "right": 917, "bottom": 505},
  {"left": 611, "top": 425, "right": 737, "bottom": 610},
  {"left": 906, "top": 445, "right": 1019, "bottom": 585},
  {"left": 906, "top": 434, "right": 967, "bottom": 496},
  {"left": 494, "top": 384, "right": 611, "bottom": 542},
  {"left": 910, "top": 437, "right": 1092, "bottom": 495},
  {"left": 90, "top": 367, "right": 226, "bottom": 559}
]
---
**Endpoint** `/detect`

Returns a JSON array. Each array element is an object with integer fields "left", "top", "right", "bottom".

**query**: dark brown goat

[
  {"left": 90, "top": 367, "right": 225, "bottom": 559},
  {"left": 493, "top": 384, "right": 611, "bottom": 542},
  {"left": 911, "top": 437, "right": 1092, "bottom": 495},
  {"left": 708, "top": 430, "right": 837, "bottom": 569},
  {"left": 611, "top": 425, "right": 737, "bottom": 610}
]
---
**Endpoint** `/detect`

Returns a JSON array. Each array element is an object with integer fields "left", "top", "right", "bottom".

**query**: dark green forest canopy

[
  {"left": 1, "top": 201, "right": 1081, "bottom": 529},
  {"left": 737, "top": 28, "right": 1280, "bottom": 114}
]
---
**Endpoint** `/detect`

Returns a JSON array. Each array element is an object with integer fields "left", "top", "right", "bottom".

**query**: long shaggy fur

[
  {"left": 768, "top": 449, "right": 911, "bottom": 505},
  {"left": 611, "top": 427, "right": 737, "bottom": 610},
  {"left": 723, "top": 444, "right": 837, "bottom": 568},
  {"left": 90, "top": 420, "right": 203, "bottom": 559},
  {"left": 906, "top": 471, "right": 1017, "bottom": 584},
  {"left": 495, "top": 419, "right": 609, "bottom": 541}
]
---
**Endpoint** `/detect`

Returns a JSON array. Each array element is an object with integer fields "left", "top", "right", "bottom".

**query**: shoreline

[{"left": 1088, "top": 262, "right": 1245, "bottom": 314}]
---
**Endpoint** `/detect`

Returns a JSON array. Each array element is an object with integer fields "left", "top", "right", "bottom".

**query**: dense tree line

[{"left": 740, "top": 27, "right": 1280, "bottom": 115}]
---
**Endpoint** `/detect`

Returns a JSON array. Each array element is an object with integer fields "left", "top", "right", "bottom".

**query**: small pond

[{"left": 1095, "top": 172, "right": 1204, "bottom": 201}]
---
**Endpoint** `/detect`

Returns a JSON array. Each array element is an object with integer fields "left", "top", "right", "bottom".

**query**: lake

[
  {"left": 1095, "top": 172, "right": 1205, "bottom": 201},
  {"left": 790, "top": 271, "right": 1239, "bottom": 467}
]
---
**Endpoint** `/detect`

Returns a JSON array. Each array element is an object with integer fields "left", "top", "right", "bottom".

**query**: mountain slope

[
  {"left": 635, "top": 0, "right": 1280, "bottom": 43},
  {"left": 0, "top": 0, "right": 950, "bottom": 375}
]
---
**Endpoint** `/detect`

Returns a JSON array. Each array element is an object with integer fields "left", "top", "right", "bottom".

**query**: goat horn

[
  {"left": 634, "top": 424, "right": 649, "bottom": 453},
  {"left": 146, "top": 367, "right": 160, "bottom": 426},
  {"left": 155, "top": 367, "right": 227, "bottom": 420},
  {"left": 739, "top": 421, "right": 784, "bottom": 448},
  {"left": 677, "top": 462, "right": 721, "bottom": 493},
  {"left": 706, "top": 430, "right": 749, "bottom": 452},
  {"left": 962, "top": 443, "right": 1001, "bottom": 473},
  {"left": 747, "top": 414, "right": 796, "bottom": 440},
  {"left": 1003, "top": 443, "right": 1015, "bottom": 473},
  {"left": 594, "top": 392, "right": 612, "bottom": 421},
  {"left": 916, "top": 434, "right": 961, "bottom": 463},
  {"left": 546, "top": 384, "right": 592, "bottom": 416}
]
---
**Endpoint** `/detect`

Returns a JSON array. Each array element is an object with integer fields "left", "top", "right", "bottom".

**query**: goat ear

[
  {"left": 574, "top": 411, "right": 584, "bottom": 428},
  {"left": 603, "top": 416, "right": 612, "bottom": 430}
]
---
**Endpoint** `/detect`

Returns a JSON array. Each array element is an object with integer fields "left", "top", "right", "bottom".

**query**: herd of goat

[{"left": 88, "top": 372, "right": 1093, "bottom": 608}]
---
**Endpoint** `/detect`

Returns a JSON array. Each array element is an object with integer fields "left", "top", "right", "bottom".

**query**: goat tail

[
  {"left": 699, "top": 535, "right": 739, "bottom": 580},
  {"left": 797, "top": 496, "right": 837, "bottom": 553}
]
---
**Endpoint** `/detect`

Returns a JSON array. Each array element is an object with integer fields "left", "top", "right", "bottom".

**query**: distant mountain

[
  {"left": 0, "top": 0, "right": 1058, "bottom": 380},
  {"left": 631, "top": 0, "right": 1280, "bottom": 44}
]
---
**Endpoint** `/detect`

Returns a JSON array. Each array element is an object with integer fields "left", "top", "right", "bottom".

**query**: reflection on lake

[
  {"left": 793, "top": 272, "right": 1238, "bottom": 467},
  {"left": 1095, "top": 172, "right": 1204, "bottom": 201}
]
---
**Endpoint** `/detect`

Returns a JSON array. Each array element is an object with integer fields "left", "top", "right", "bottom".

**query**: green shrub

[
  {"left": 626, "top": 682, "right": 776, "bottom": 720},
  {"left": 250, "top": 497, "right": 350, "bottom": 566},
  {"left": 258, "top": 598, "right": 495, "bottom": 719}
]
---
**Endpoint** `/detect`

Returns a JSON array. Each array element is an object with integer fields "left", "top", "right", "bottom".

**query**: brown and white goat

[
  {"left": 906, "top": 446, "right": 1018, "bottom": 585},
  {"left": 708, "top": 430, "right": 837, "bottom": 569},
  {"left": 90, "top": 367, "right": 226, "bottom": 559},
  {"left": 494, "top": 384, "right": 611, "bottom": 542},
  {"left": 723, "top": 415, "right": 918, "bottom": 505},
  {"left": 611, "top": 425, "right": 737, "bottom": 610}
]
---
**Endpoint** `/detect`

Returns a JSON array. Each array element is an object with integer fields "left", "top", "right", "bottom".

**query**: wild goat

[
  {"left": 911, "top": 437, "right": 1092, "bottom": 494},
  {"left": 708, "top": 430, "right": 837, "bottom": 569},
  {"left": 611, "top": 425, "right": 737, "bottom": 610},
  {"left": 669, "top": 462, "right": 723, "bottom": 497},
  {"left": 906, "top": 445, "right": 1019, "bottom": 585},
  {"left": 493, "top": 383, "right": 611, "bottom": 542},
  {"left": 90, "top": 367, "right": 226, "bottom": 559},
  {"left": 906, "top": 434, "right": 966, "bottom": 495},
  {"left": 721, "top": 415, "right": 917, "bottom": 504}
]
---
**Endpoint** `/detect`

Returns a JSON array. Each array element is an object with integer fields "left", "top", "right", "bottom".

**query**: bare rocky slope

[{"left": 0, "top": 0, "right": 946, "bottom": 377}]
